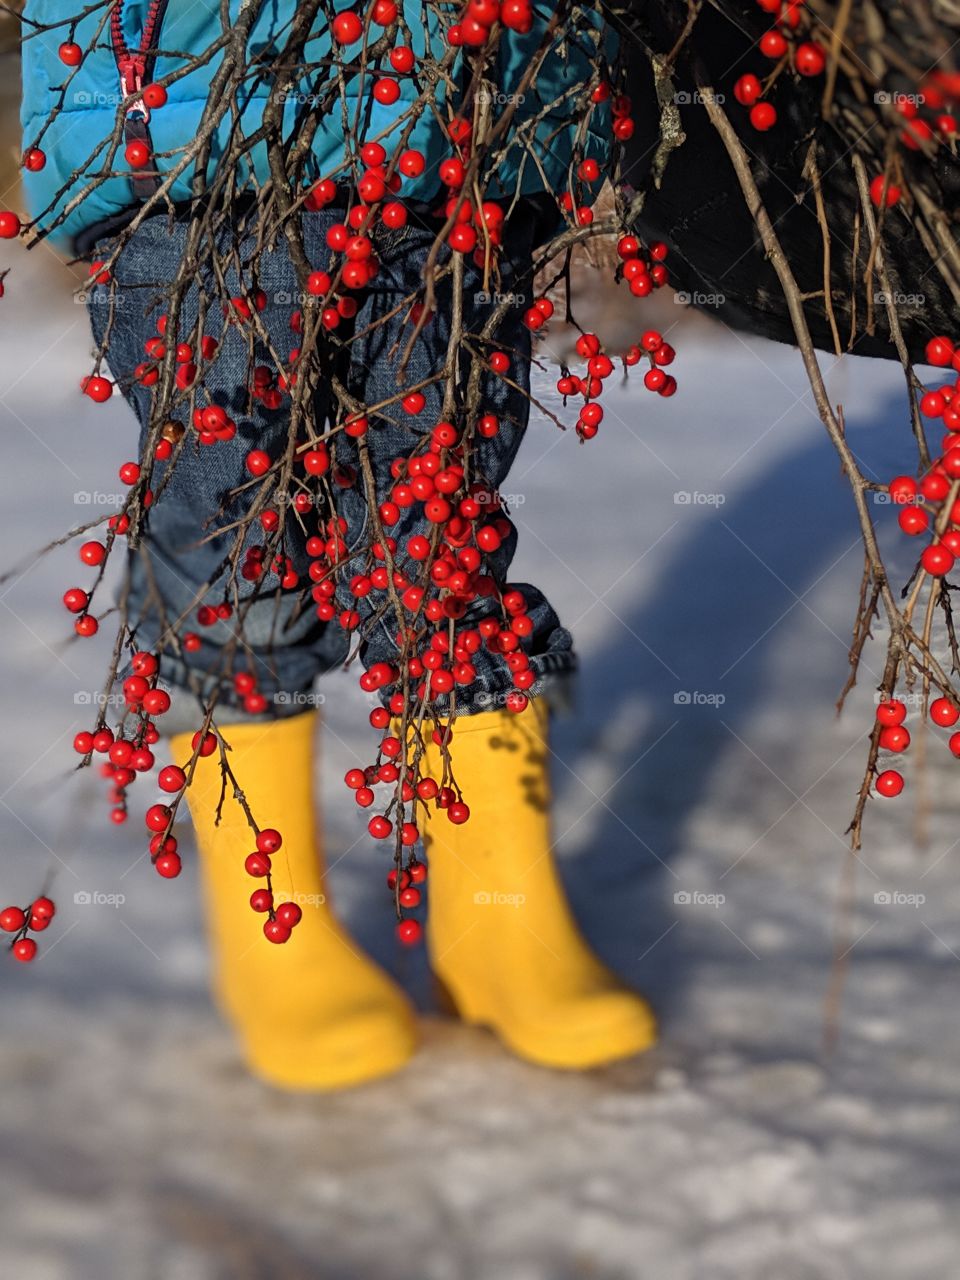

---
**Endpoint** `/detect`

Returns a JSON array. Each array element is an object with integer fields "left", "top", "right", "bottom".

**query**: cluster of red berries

[
  {"left": 882, "top": 333, "right": 960, "bottom": 579},
  {"left": 731, "top": 0, "right": 829, "bottom": 133},
  {"left": 387, "top": 858, "right": 428, "bottom": 945},
  {"left": 0, "top": 895, "right": 56, "bottom": 962},
  {"left": 71, "top": 651, "right": 179, "bottom": 855},
  {"left": 554, "top": 324, "right": 676, "bottom": 442},
  {"left": 615, "top": 233, "right": 669, "bottom": 299},
  {"left": 873, "top": 693, "right": 960, "bottom": 798},
  {"left": 549, "top": 232, "right": 676, "bottom": 441},
  {"left": 331, "top": 0, "right": 534, "bottom": 49},
  {"left": 866, "top": 79, "right": 960, "bottom": 210},
  {"left": 557, "top": 94, "right": 635, "bottom": 228},
  {"left": 136, "top": 312, "right": 218, "bottom": 394},
  {"left": 63, "top": 456, "right": 162, "bottom": 636},
  {"left": 241, "top": 826, "right": 302, "bottom": 943}
]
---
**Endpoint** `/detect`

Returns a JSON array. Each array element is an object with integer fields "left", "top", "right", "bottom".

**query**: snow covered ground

[{"left": 1, "top": 244, "right": 959, "bottom": 1280}]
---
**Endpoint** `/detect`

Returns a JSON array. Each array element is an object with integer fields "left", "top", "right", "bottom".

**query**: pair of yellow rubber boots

[{"left": 172, "top": 701, "right": 656, "bottom": 1090}]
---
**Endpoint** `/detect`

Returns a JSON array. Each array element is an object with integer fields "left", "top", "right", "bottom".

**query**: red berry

[
  {"left": 875, "top": 769, "right": 904, "bottom": 797},
  {"left": 876, "top": 698, "right": 907, "bottom": 727},
  {"left": 888, "top": 475, "right": 918, "bottom": 503},
  {"left": 0, "top": 906, "right": 25, "bottom": 933},
  {"left": 83, "top": 375, "right": 113, "bottom": 402},
  {"left": 898, "top": 506, "right": 929, "bottom": 536},
  {"left": 795, "top": 42, "right": 826, "bottom": 76},
  {"left": 734, "top": 74, "right": 762, "bottom": 106},
  {"left": 256, "top": 828, "right": 282, "bottom": 854},
  {"left": 79, "top": 540, "right": 106, "bottom": 566},
  {"left": 145, "top": 804, "right": 172, "bottom": 832},
  {"left": 22, "top": 148, "right": 46, "bottom": 172},
  {"left": 158, "top": 765, "right": 186, "bottom": 793},
  {"left": 921, "top": 544, "right": 955, "bottom": 577},
  {"left": 142, "top": 82, "right": 167, "bottom": 109},
  {"left": 373, "top": 78, "right": 400, "bottom": 105},
  {"left": 931, "top": 697, "right": 960, "bottom": 727},
  {"left": 62, "top": 587, "right": 89, "bottom": 614},
  {"left": 276, "top": 901, "right": 303, "bottom": 928},
  {"left": 191, "top": 731, "right": 217, "bottom": 757},
  {"left": 926, "top": 336, "right": 955, "bottom": 367},
  {"left": 12, "top": 937, "right": 37, "bottom": 962},
  {"left": 125, "top": 140, "right": 151, "bottom": 169},
  {"left": 59, "top": 41, "right": 83, "bottom": 65},
  {"left": 244, "top": 851, "right": 271, "bottom": 877},
  {"left": 332, "top": 10, "right": 363, "bottom": 42},
  {"left": 396, "top": 918, "right": 422, "bottom": 945},
  {"left": 155, "top": 851, "right": 182, "bottom": 878},
  {"left": 750, "top": 102, "right": 777, "bottom": 131},
  {"left": 390, "top": 45, "right": 415, "bottom": 73},
  {"left": 263, "top": 919, "right": 291, "bottom": 943},
  {"left": 879, "top": 725, "right": 910, "bottom": 753},
  {"left": 870, "top": 175, "right": 901, "bottom": 208},
  {"left": 246, "top": 450, "right": 271, "bottom": 477},
  {"left": 759, "top": 30, "right": 787, "bottom": 58},
  {"left": 250, "top": 888, "right": 273, "bottom": 913},
  {"left": 31, "top": 896, "right": 56, "bottom": 922}
]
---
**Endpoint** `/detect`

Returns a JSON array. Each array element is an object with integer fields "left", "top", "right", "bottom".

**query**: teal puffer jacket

[{"left": 20, "top": 1, "right": 614, "bottom": 250}]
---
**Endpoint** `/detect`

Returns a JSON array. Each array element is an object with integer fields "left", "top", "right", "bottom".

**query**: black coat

[{"left": 618, "top": 1, "right": 960, "bottom": 362}]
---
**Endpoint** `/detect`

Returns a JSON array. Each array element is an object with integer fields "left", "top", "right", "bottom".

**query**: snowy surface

[{"left": 1, "top": 244, "right": 959, "bottom": 1280}]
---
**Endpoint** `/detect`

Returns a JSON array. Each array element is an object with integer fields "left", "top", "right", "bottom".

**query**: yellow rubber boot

[
  {"left": 422, "top": 700, "right": 657, "bottom": 1069},
  {"left": 171, "top": 710, "right": 417, "bottom": 1091}
]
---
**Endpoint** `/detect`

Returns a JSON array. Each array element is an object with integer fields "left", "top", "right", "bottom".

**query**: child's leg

[
  {"left": 87, "top": 213, "right": 416, "bottom": 1089},
  {"left": 342, "top": 208, "right": 656, "bottom": 1068}
]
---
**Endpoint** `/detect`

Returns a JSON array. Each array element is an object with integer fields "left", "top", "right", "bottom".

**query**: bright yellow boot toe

[
  {"left": 422, "top": 701, "right": 657, "bottom": 1071},
  {"left": 172, "top": 710, "right": 417, "bottom": 1091}
]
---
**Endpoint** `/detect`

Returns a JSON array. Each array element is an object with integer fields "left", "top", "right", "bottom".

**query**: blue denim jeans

[{"left": 87, "top": 203, "right": 576, "bottom": 719}]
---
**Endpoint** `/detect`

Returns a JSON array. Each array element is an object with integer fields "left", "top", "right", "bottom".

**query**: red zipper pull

[{"left": 117, "top": 52, "right": 150, "bottom": 121}]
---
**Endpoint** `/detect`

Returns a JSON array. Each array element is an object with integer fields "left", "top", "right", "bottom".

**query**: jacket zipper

[{"left": 111, "top": 0, "right": 168, "bottom": 122}]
